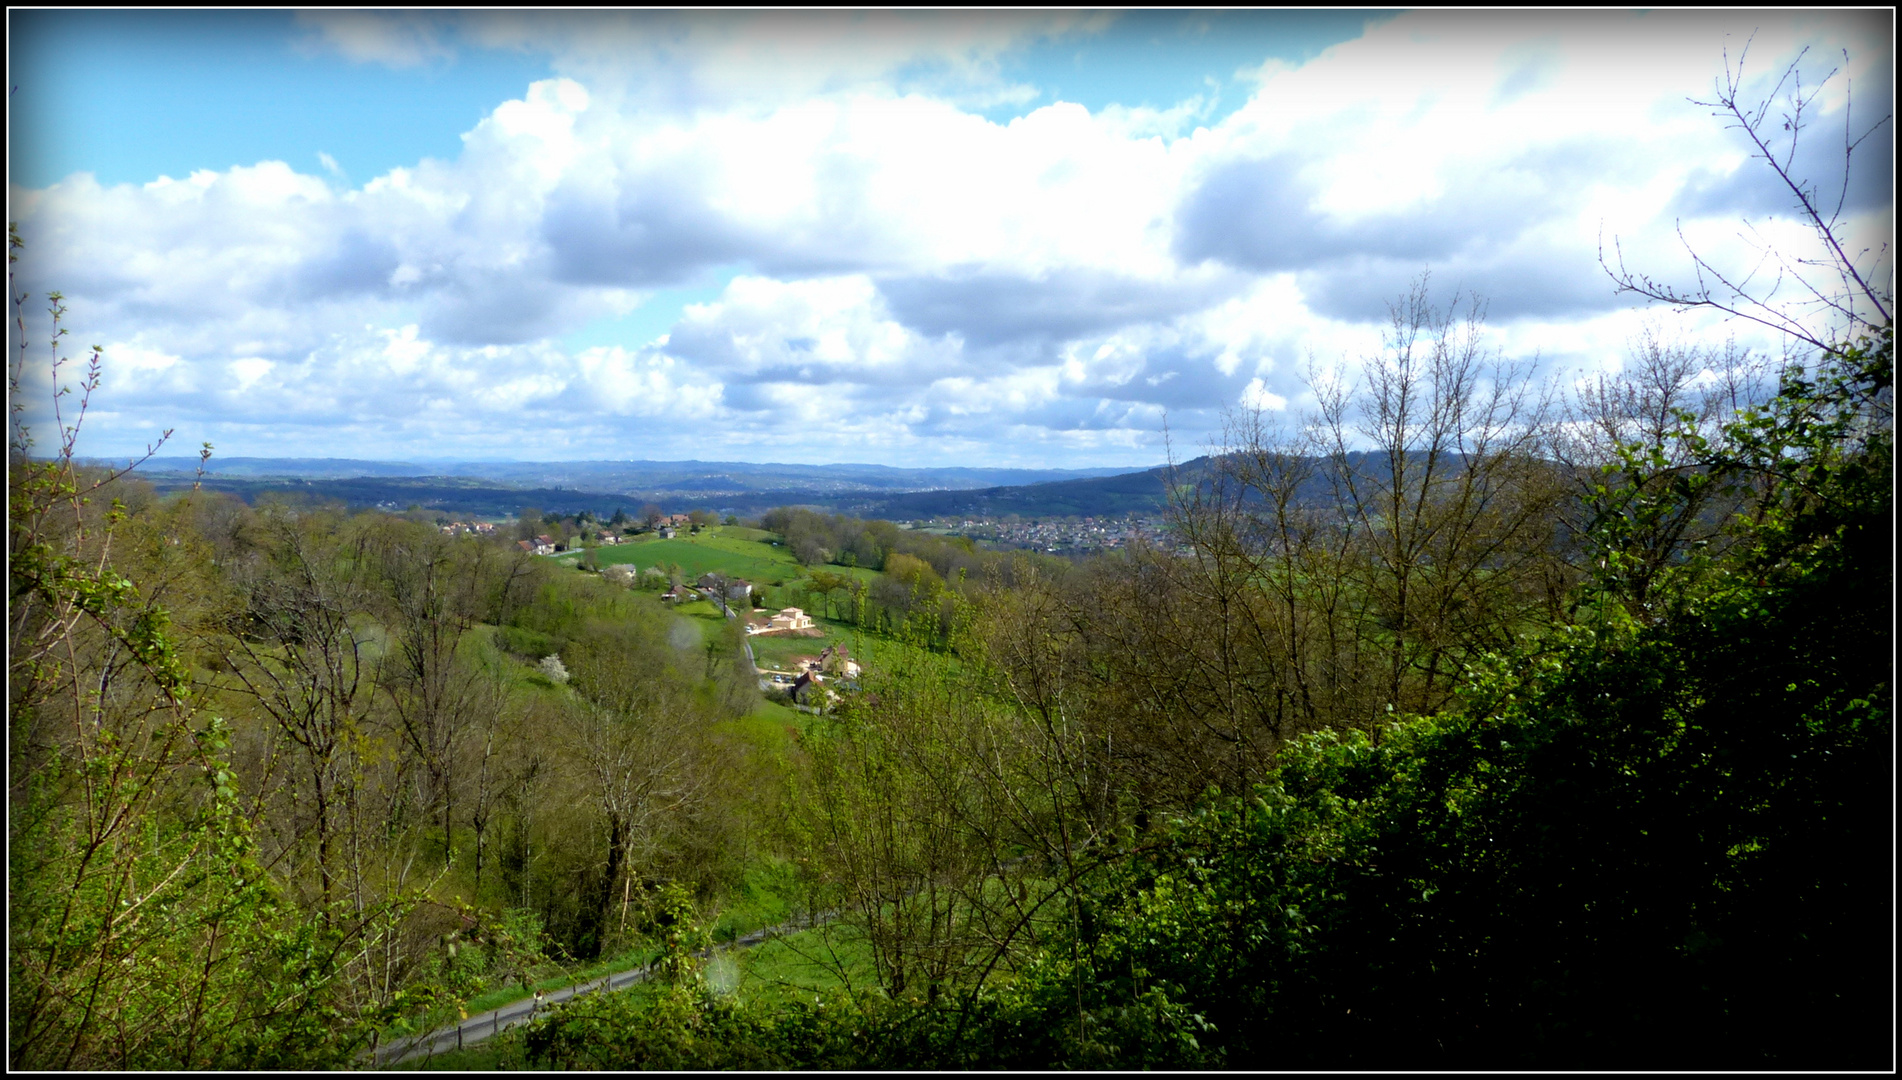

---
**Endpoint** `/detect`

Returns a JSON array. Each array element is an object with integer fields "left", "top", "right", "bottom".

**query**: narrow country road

[{"left": 368, "top": 912, "right": 832, "bottom": 1067}]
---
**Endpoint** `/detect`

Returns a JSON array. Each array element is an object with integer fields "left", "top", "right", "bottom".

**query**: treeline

[
  {"left": 761, "top": 506, "right": 983, "bottom": 573},
  {"left": 511, "top": 504, "right": 727, "bottom": 545},
  {"left": 758, "top": 506, "right": 1075, "bottom": 644}
]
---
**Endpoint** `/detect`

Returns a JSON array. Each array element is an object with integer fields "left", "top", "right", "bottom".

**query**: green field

[
  {"left": 538, "top": 526, "right": 942, "bottom": 687},
  {"left": 591, "top": 529, "right": 804, "bottom": 586},
  {"left": 559, "top": 528, "right": 883, "bottom": 613},
  {"left": 719, "top": 699, "right": 814, "bottom": 751}
]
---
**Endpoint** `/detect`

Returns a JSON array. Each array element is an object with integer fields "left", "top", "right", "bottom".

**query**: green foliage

[
  {"left": 493, "top": 623, "right": 560, "bottom": 660},
  {"left": 505, "top": 321, "right": 1889, "bottom": 1070},
  {"left": 9, "top": 228, "right": 380, "bottom": 1068},
  {"left": 980, "top": 324, "right": 1893, "bottom": 1069}
]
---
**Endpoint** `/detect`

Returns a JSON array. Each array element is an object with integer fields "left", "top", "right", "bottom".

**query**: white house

[{"left": 745, "top": 607, "right": 815, "bottom": 636}]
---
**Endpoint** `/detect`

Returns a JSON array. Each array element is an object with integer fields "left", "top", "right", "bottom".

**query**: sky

[{"left": 7, "top": 10, "right": 1892, "bottom": 467}]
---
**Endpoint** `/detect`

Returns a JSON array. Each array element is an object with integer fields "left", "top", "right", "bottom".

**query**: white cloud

[
  {"left": 1240, "top": 377, "right": 1287, "bottom": 412},
  {"left": 11, "top": 11, "right": 1888, "bottom": 465}
]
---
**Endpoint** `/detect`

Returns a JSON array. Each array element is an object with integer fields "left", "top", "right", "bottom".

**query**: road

[{"left": 367, "top": 912, "right": 832, "bottom": 1067}]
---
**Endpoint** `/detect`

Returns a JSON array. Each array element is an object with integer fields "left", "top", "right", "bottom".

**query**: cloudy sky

[{"left": 8, "top": 10, "right": 1891, "bottom": 467}]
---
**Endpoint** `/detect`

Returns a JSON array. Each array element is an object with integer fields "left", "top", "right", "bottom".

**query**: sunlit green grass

[
  {"left": 718, "top": 699, "right": 813, "bottom": 754},
  {"left": 730, "top": 924, "right": 877, "bottom": 1006},
  {"left": 592, "top": 529, "right": 803, "bottom": 585},
  {"left": 747, "top": 626, "right": 846, "bottom": 671}
]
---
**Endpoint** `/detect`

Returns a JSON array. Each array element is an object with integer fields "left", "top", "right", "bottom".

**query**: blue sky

[
  {"left": 11, "top": 12, "right": 1387, "bottom": 188},
  {"left": 7, "top": 10, "right": 1890, "bottom": 466}
]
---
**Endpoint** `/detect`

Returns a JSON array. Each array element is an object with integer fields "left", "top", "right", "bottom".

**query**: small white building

[{"left": 747, "top": 607, "right": 815, "bottom": 635}]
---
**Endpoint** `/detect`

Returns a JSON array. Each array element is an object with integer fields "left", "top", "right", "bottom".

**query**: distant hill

[
  {"left": 137, "top": 474, "right": 650, "bottom": 519},
  {"left": 864, "top": 451, "right": 1454, "bottom": 520},
  {"left": 125, "top": 467, "right": 1181, "bottom": 520},
  {"left": 108, "top": 455, "right": 1172, "bottom": 519},
  {"left": 122, "top": 453, "right": 1440, "bottom": 522},
  {"left": 126, "top": 457, "right": 1146, "bottom": 494},
  {"left": 866, "top": 459, "right": 1199, "bottom": 519},
  {"left": 127, "top": 473, "right": 879, "bottom": 519}
]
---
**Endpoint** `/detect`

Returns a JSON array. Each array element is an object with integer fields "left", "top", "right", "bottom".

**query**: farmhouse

[
  {"left": 746, "top": 607, "right": 815, "bottom": 635},
  {"left": 818, "top": 644, "right": 860, "bottom": 678}
]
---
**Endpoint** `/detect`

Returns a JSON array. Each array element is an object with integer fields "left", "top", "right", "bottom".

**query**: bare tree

[
  {"left": 220, "top": 510, "right": 371, "bottom": 915},
  {"left": 1309, "top": 280, "right": 1563, "bottom": 721},
  {"left": 560, "top": 622, "right": 717, "bottom": 957},
  {"left": 366, "top": 521, "right": 492, "bottom": 869},
  {"left": 1603, "top": 38, "right": 1892, "bottom": 356}
]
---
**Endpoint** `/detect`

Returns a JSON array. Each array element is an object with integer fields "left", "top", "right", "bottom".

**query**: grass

[
  {"left": 709, "top": 858, "right": 804, "bottom": 943},
  {"left": 717, "top": 699, "right": 815, "bottom": 755},
  {"left": 672, "top": 598, "right": 726, "bottom": 622},
  {"left": 403, "top": 1039, "right": 519, "bottom": 1070},
  {"left": 731, "top": 923, "right": 878, "bottom": 1007},
  {"left": 592, "top": 528, "right": 804, "bottom": 585},
  {"left": 664, "top": 599, "right": 730, "bottom": 651}
]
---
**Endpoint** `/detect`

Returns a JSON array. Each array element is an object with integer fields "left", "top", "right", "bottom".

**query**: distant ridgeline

[
  {"left": 99, "top": 453, "right": 1451, "bottom": 520},
  {"left": 106, "top": 456, "right": 1171, "bottom": 519}
]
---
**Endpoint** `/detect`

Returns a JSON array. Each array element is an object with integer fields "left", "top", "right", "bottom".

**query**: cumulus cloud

[{"left": 11, "top": 10, "right": 1889, "bottom": 465}]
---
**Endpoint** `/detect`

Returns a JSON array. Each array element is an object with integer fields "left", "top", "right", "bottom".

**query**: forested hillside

[{"left": 9, "top": 53, "right": 1891, "bottom": 1071}]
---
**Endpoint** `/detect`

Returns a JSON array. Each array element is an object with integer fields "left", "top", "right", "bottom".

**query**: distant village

[
  {"left": 910, "top": 514, "right": 1176, "bottom": 556},
  {"left": 434, "top": 510, "right": 1175, "bottom": 560}
]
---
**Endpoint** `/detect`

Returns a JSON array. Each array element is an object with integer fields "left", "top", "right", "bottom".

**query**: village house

[
  {"left": 791, "top": 670, "right": 833, "bottom": 708},
  {"left": 817, "top": 644, "right": 860, "bottom": 679},
  {"left": 746, "top": 607, "right": 814, "bottom": 635}
]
